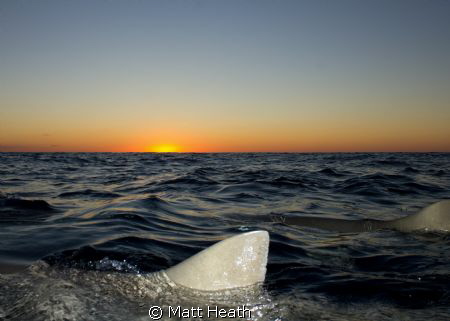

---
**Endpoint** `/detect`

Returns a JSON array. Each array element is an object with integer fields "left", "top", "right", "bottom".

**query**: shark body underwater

[{"left": 0, "top": 200, "right": 448, "bottom": 320}]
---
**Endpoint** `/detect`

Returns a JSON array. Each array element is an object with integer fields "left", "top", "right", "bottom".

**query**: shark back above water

[
  {"left": 386, "top": 200, "right": 450, "bottom": 232},
  {"left": 275, "top": 200, "right": 450, "bottom": 233}
]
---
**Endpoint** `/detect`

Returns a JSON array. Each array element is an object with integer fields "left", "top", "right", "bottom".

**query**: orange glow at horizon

[{"left": 1, "top": 112, "right": 450, "bottom": 153}]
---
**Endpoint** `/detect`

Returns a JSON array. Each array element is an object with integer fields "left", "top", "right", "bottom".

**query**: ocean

[{"left": 0, "top": 152, "right": 449, "bottom": 320}]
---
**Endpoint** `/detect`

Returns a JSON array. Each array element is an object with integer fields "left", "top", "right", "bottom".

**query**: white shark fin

[
  {"left": 388, "top": 199, "right": 450, "bottom": 232},
  {"left": 164, "top": 231, "right": 269, "bottom": 291},
  {"left": 277, "top": 200, "right": 450, "bottom": 233}
]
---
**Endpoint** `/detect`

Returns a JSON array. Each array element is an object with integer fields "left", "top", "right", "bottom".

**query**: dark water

[{"left": 1, "top": 152, "right": 449, "bottom": 320}]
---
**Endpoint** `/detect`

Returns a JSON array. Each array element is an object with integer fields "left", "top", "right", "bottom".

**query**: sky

[{"left": 1, "top": 0, "right": 449, "bottom": 152}]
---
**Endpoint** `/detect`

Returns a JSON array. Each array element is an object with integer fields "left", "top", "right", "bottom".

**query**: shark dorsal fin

[
  {"left": 389, "top": 199, "right": 450, "bottom": 232},
  {"left": 165, "top": 231, "right": 269, "bottom": 291}
]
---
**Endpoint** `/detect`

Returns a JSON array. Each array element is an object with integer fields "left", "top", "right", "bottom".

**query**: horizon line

[{"left": 1, "top": 150, "right": 449, "bottom": 154}]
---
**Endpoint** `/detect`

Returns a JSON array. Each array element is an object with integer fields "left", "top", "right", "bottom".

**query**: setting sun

[{"left": 148, "top": 144, "right": 181, "bottom": 153}]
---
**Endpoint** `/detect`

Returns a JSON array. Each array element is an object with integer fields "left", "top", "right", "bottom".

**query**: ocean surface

[{"left": 0, "top": 152, "right": 449, "bottom": 320}]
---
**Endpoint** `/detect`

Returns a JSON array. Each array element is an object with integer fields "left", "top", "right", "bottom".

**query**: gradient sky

[{"left": 1, "top": 0, "right": 449, "bottom": 152}]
